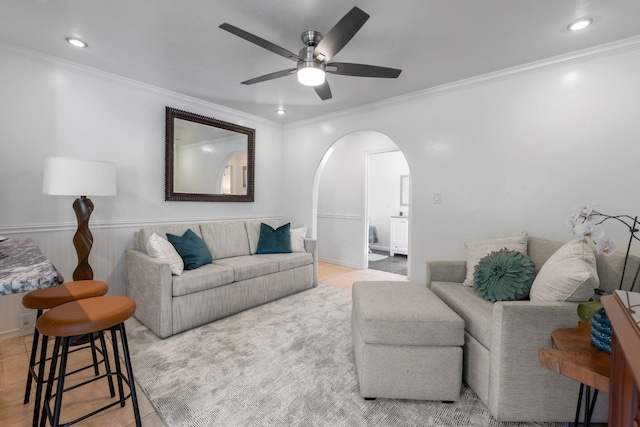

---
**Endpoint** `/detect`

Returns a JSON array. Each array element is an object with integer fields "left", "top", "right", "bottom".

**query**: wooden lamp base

[{"left": 72, "top": 196, "right": 94, "bottom": 281}]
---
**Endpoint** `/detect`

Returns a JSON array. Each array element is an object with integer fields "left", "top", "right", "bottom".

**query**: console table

[
  {"left": 0, "top": 238, "right": 64, "bottom": 295},
  {"left": 602, "top": 290, "right": 640, "bottom": 426}
]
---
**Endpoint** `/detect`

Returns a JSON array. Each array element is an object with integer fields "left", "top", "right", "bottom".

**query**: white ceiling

[{"left": 1, "top": 0, "right": 640, "bottom": 123}]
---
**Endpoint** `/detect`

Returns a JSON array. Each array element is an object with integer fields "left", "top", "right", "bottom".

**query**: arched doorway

[{"left": 312, "top": 131, "right": 410, "bottom": 274}]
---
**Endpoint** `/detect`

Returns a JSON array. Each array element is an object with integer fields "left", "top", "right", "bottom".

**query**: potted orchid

[{"left": 567, "top": 204, "right": 639, "bottom": 322}]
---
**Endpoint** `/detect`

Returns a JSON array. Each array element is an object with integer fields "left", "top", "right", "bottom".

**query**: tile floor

[{"left": 0, "top": 262, "right": 406, "bottom": 426}]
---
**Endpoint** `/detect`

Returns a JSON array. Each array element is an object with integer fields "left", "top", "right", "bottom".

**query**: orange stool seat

[
  {"left": 22, "top": 280, "right": 110, "bottom": 427},
  {"left": 23, "top": 280, "right": 108, "bottom": 310},
  {"left": 37, "top": 296, "right": 135, "bottom": 337},
  {"left": 38, "top": 296, "right": 141, "bottom": 427}
]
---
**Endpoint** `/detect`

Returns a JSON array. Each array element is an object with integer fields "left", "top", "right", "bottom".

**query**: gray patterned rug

[{"left": 126, "top": 284, "right": 561, "bottom": 427}]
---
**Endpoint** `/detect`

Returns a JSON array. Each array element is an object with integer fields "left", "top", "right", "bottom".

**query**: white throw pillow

[
  {"left": 146, "top": 232, "right": 184, "bottom": 276},
  {"left": 290, "top": 227, "right": 308, "bottom": 252},
  {"left": 463, "top": 232, "right": 528, "bottom": 286},
  {"left": 529, "top": 239, "right": 599, "bottom": 302}
]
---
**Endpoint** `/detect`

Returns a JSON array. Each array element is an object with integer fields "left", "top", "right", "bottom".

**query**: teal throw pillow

[
  {"left": 166, "top": 229, "right": 213, "bottom": 270},
  {"left": 474, "top": 249, "right": 535, "bottom": 302},
  {"left": 256, "top": 223, "right": 292, "bottom": 254}
]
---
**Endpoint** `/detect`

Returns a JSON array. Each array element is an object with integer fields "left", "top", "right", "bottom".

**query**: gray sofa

[
  {"left": 427, "top": 236, "right": 640, "bottom": 422},
  {"left": 125, "top": 219, "right": 317, "bottom": 338}
]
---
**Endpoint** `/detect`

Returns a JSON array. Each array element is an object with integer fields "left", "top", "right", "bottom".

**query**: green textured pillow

[
  {"left": 166, "top": 229, "right": 213, "bottom": 270},
  {"left": 474, "top": 249, "right": 535, "bottom": 302},
  {"left": 256, "top": 223, "right": 292, "bottom": 254}
]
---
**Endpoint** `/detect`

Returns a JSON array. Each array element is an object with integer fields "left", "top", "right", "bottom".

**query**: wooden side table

[{"left": 538, "top": 321, "right": 610, "bottom": 427}]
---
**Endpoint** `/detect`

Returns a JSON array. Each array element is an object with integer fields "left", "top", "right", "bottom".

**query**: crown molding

[
  {"left": 0, "top": 41, "right": 282, "bottom": 128},
  {"left": 285, "top": 35, "right": 640, "bottom": 129}
]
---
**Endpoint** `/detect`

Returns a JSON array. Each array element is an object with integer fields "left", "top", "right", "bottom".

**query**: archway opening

[{"left": 312, "top": 131, "right": 411, "bottom": 276}]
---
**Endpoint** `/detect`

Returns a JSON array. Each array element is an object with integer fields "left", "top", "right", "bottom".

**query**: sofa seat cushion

[
  {"left": 254, "top": 252, "right": 313, "bottom": 272},
  {"left": 352, "top": 281, "right": 464, "bottom": 347},
  {"left": 431, "top": 281, "right": 493, "bottom": 349},
  {"left": 213, "top": 255, "right": 279, "bottom": 282},
  {"left": 200, "top": 221, "right": 251, "bottom": 260},
  {"left": 172, "top": 263, "right": 234, "bottom": 297}
]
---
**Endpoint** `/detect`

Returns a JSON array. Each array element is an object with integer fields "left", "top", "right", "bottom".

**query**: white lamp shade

[{"left": 42, "top": 157, "right": 117, "bottom": 196}]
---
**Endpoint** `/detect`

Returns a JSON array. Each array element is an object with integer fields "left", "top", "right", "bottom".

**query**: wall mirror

[
  {"left": 165, "top": 107, "right": 255, "bottom": 202},
  {"left": 400, "top": 175, "right": 410, "bottom": 206}
]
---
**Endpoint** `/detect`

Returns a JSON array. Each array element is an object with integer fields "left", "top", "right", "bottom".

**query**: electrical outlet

[{"left": 20, "top": 313, "right": 35, "bottom": 330}]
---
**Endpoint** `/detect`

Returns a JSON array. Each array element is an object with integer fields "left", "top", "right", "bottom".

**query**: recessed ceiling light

[
  {"left": 276, "top": 108, "right": 286, "bottom": 115},
  {"left": 568, "top": 18, "right": 593, "bottom": 31},
  {"left": 66, "top": 37, "right": 88, "bottom": 48}
]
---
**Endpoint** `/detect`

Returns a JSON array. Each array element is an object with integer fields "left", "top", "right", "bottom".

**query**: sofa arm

[
  {"left": 426, "top": 261, "right": 466, "bottom": 286},
  {"left": 304, "top": 238, "right": 318, "bottom": 286},
  {"left": 125, "top": 249, "right": 174, "bottom": 338},
  {"left": 488, "top": 300, "right": 587, "bottom": 421}
]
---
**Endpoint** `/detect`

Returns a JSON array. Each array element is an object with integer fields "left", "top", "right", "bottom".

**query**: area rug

[
  {"left": 126, "top": 284, "right": 561, "bottom": 427},
  {"left": 368, "top": 253, "right": 388, "bottom": 262},
  {"left": 368, "top": 251, "right": 408, "bottom": 276}
]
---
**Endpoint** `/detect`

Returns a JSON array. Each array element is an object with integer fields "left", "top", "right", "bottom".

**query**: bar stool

[
  {"left": 37, "top": 296, "right": 142, "bottom": 427},
  {"left": 22, "top": 281, "right": 111, "bottom": 427}
]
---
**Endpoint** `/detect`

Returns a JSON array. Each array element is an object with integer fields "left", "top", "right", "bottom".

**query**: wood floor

[{"left": 0, "top": 262, "right": 406, "bottom": 426}]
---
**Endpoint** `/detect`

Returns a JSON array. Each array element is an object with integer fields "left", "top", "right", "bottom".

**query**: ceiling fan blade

[
  {"left": 219, "top": 23, "right": 302, "bottom": 62},
  {"left": 241, "top": 68, "right": 297, "bottom": 85},
  {"left": 326, "top": 62, "right": 402, "bottom": 78},
  {"left": 314, "top": 80, "right": 332, "bottom": 100},
  {"left": 314, "top": 7, "right": 369, "bottom": 62}
]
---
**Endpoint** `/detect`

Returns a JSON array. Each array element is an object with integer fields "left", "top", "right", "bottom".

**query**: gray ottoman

[{"left": 352, "top": 281, "right": 464, "bottom": 401}]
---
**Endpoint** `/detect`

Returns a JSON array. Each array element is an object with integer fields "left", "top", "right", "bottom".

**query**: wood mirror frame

[{"left": 165, "top": 107, "right": 255, "bottom": 202}]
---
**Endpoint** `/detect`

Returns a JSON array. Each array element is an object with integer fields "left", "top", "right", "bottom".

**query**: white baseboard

[
  {"left": 0, "top": 328, "right": 31, "bottom": 342},
  {"left": 318, "top": 257, "right": 361, "bottom": 269}
]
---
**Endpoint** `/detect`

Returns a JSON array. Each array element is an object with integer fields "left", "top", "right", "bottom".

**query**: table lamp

[{"left": 42, "top": 157, "right": 117, "bottom": 281}]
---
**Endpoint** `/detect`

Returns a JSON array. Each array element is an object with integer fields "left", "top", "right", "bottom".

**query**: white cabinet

[{"left": 390, "top": 216, "right": 408, "bottom": 256}]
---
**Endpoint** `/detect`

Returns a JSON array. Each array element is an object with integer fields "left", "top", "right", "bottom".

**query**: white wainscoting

[
  {"left": 0, "top": 223, "right": 139, "bottom": 339},
  {"left": 0, "top": 216, "right": 283, "bottom": 340},
  {"left": 316, "top": 213, "right": 365, "bottom": 269}
]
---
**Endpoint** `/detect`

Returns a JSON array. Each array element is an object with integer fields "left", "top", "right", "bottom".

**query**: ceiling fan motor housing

[{"left": 301, "top": 30, "right": 323, "bottom": 47}]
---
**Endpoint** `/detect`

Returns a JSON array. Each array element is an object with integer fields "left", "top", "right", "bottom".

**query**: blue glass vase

[{"left": 590, "top": 309, "right": 612, "bottom": 354}]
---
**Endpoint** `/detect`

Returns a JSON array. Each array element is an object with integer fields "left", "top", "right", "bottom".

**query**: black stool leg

[
  {"left": 98, "top": 330, "right": 116, "bottom": 398},
  {"left": 51, "top": 337, "right": 71, "bottom": 427},
  {"left": 110, "top": 327, "right": 126, "bottom": 407},
  {"left": 24, "top": 309, "right": 43, "bottom": 404},
  {"left": 89, "top": 333, "right": 100, "bottom": 376},
  {"left": 118, "top": 323, "right": 142, "bottom": 427},
  {"left": 31, "top": 334, "right": 48, "bottom": 427},
  {"left": 40, "top": 337, "right": 61, "bottom": 427}
]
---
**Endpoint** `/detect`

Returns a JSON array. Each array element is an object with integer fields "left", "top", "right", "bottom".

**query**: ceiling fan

[{"left": 219, "top": 6, "right": 402, "bottom": 100}]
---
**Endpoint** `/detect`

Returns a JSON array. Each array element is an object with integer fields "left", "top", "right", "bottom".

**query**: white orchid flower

[
  {"left": 573, "top": 222, "right": 605, "bottom": 240},
  {"left": 573, "top": 204, "right": 594, "bottom": 221},
  {"left": 595, "top": 238, "right": 616, "bottom": 256}
]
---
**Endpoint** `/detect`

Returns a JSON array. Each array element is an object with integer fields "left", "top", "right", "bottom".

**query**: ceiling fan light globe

[{"left": 297, "top": 67, "right": 326, "bottom": 87}]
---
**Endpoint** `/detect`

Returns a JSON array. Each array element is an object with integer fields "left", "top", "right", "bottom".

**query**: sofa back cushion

[
  {"left": 595, "top": 249, "right": 640, "bottom": 293},
  {"left": 528, "top": 236, "right": 640, "bottom": 294},
  {"left": 138, "top": 224, "right": 204, "bottom": 255},
  {"left": 527, "top": 237, "right": 563, "bottom": 274},
  {"left": 245, "top": 219, "right": 286, "bottom": 255},
  {"left": 200, "top": 221, "right": 250, "bottom": 260}
]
